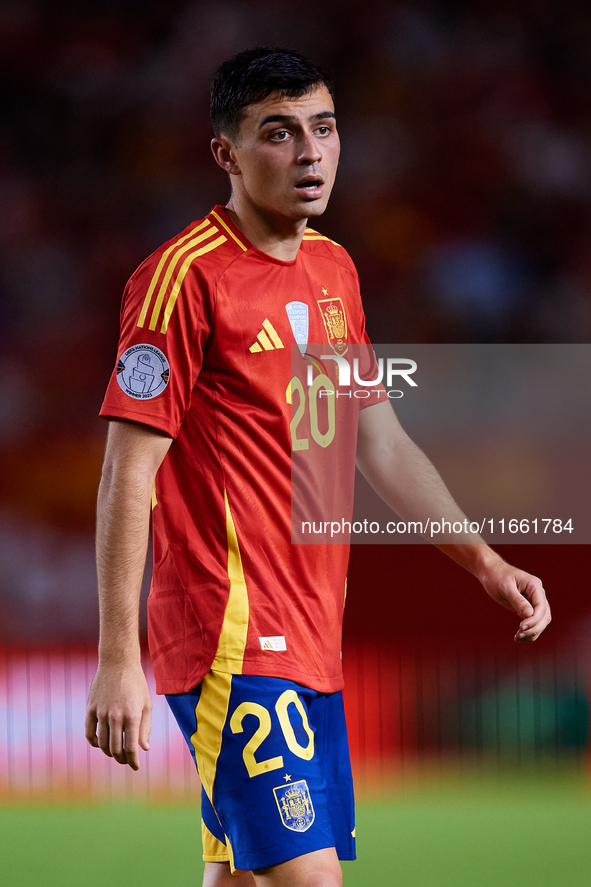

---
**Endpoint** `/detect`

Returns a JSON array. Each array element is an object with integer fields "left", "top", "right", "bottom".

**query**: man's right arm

[{"left": 84, "top": 418, "right": 173, "bottom": 771}]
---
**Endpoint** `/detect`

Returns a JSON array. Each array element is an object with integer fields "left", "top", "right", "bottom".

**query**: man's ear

[{"left": 211, "top": 137, "right": 242, "bottom": 176}]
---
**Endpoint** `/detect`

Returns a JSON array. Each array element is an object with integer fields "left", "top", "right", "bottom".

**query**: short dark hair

[{"left": 210, "top": 47, "right": 334, "bottom": 140}]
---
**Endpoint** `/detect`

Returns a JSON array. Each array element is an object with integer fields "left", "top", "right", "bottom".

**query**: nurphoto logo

[{"left": 305, "top": 352, "right": 417, "bottom": 399}]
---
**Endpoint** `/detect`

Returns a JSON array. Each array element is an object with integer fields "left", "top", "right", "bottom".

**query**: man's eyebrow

[
  {"left": 311, "top": 111, "right": 336, "bottom": 122},
  {"left": 258, "top": 111, "right": 336, "bottom": 130}
]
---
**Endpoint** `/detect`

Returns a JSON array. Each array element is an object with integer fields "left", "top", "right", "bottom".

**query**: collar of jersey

[{"left": 212, "top": 205, "right": 301, "bottom": 267}]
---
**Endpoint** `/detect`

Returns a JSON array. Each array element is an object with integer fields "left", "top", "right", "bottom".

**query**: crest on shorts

[
  {"left": 273, "top": 779, "right": 315, "bottom": 832},
  {"left": 318, "top": 290, "right": 348, "bottom": 356},
  {"left": 116, "top": 343, "right": 170, "bottom": 400}
]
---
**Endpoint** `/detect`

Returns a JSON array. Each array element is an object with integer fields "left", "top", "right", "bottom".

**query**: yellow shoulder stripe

[
  {"left": 303, "top": 234, "right": 341, "bottom": 246},
  {"left": 160, "top": 235, "right": 227, "bottom": 333},
  {"left": 303, "top": 225, "right": 340, "bottom": 245},
  {"left": 137, "top": 219, "right": 210, "bottom": 327},
  {"left": 147, "top": 225, "right": 220, "bottom": 330},
  {"left": 211, "top": 209, "right": 248, "bottom": 251},
  {"left": 136, "top": 222, "right": 227, "bottom": 333}
]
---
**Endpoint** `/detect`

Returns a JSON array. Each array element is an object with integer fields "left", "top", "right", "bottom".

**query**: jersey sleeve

[{"left": 99, "top": 249, "right": 213, "bottom": 437}]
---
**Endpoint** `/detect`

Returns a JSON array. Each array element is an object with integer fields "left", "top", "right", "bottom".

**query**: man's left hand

[{"left": 477, "top": 559, "right": 552, "bottom": 642}]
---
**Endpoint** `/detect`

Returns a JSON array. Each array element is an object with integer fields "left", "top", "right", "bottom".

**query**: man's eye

[
  {"left": 316, "top": 126, "right": 331, "bottom": 136},
  {"left": 270, "top": 130, "right": 290, "bottom": 141}
]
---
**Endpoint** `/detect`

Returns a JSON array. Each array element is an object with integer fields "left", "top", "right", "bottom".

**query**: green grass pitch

[{"left": 2, "top": 772, "right": 591, "bottom": 886}]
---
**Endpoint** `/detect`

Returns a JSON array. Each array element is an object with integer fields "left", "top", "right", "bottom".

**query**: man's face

[{"left": 223, "top": 85, "right": 340, "bottom": 225}]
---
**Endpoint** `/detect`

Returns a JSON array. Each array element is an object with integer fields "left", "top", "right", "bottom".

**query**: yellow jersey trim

[
  {"left": 210, "top": 489, "right": 250, "bottom": 670},
  {"left": 137, "top": 219, "right": 210, "bottom": 328},
  {"left": 147, "top": 225, "right": 220, "bottom": 331},
  {"left": 159, "top": 234, "right": 227, "bottom": 333},
  {"left": 303, "top": 227, "right": 340, "bottom": 246},
  {"left": 190, "top": 486, "right": 251, "bottom": 819},
  {"left": 211, "top": 209, "right": 248, "bottom": 251}
]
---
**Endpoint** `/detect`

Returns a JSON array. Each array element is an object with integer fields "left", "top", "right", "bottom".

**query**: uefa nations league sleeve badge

[{"left": 116, "top": 344, "right": 170, "bottom": 400}]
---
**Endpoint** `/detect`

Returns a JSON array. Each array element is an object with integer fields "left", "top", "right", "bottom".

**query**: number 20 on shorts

[{"left": 230, "top": 689, "right": 315, "bottom": 778}]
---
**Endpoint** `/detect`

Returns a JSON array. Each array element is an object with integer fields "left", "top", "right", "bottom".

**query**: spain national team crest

[
  {"left": 273, "top": 780, "right": 315, "bottom": 832},
  {"left": 318, "top": 290, "right": 348, "bottom": 355}
]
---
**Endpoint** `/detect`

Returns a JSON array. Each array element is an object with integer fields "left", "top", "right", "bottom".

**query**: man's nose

[{"left": 297, "top": 131, "right": 322, "bottom": 164}]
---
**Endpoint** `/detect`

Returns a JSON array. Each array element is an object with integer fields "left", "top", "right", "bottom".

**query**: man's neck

[{"left": 224, "top": 200, "right": 307, "bottom": 262}]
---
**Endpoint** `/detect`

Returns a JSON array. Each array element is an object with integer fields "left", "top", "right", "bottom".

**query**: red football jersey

[{"left": 100, "top": 206, "right": 382, "bottom": 694}]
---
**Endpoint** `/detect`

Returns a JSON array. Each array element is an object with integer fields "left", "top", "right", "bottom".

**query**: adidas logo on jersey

[
  {"left": 258, "top": 635, "right": 287, "bottom": 651},
  {"left": 249, "top": 319, "right": 284, "bottom": 353}
]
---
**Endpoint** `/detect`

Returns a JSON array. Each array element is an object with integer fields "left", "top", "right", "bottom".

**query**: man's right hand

[
  {"left": 86, "top": 419, "right": 171, "bottom": 771},
  {"left": 85, "top": 662, "right": 153, "bottom": 771}
]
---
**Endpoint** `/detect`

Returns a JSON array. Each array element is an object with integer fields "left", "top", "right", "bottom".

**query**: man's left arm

[{"left": 356, "top": 400, "right": 552, "bottom": 642}]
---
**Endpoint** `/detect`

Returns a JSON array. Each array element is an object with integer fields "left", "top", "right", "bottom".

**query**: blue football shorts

[{"left": 166, "top": 670, "right": 356, "bottom": 872}]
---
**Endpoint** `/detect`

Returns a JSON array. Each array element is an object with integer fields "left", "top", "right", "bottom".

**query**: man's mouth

[{"left": 295, "top": 178, "right": 324, "bottom": 193}]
